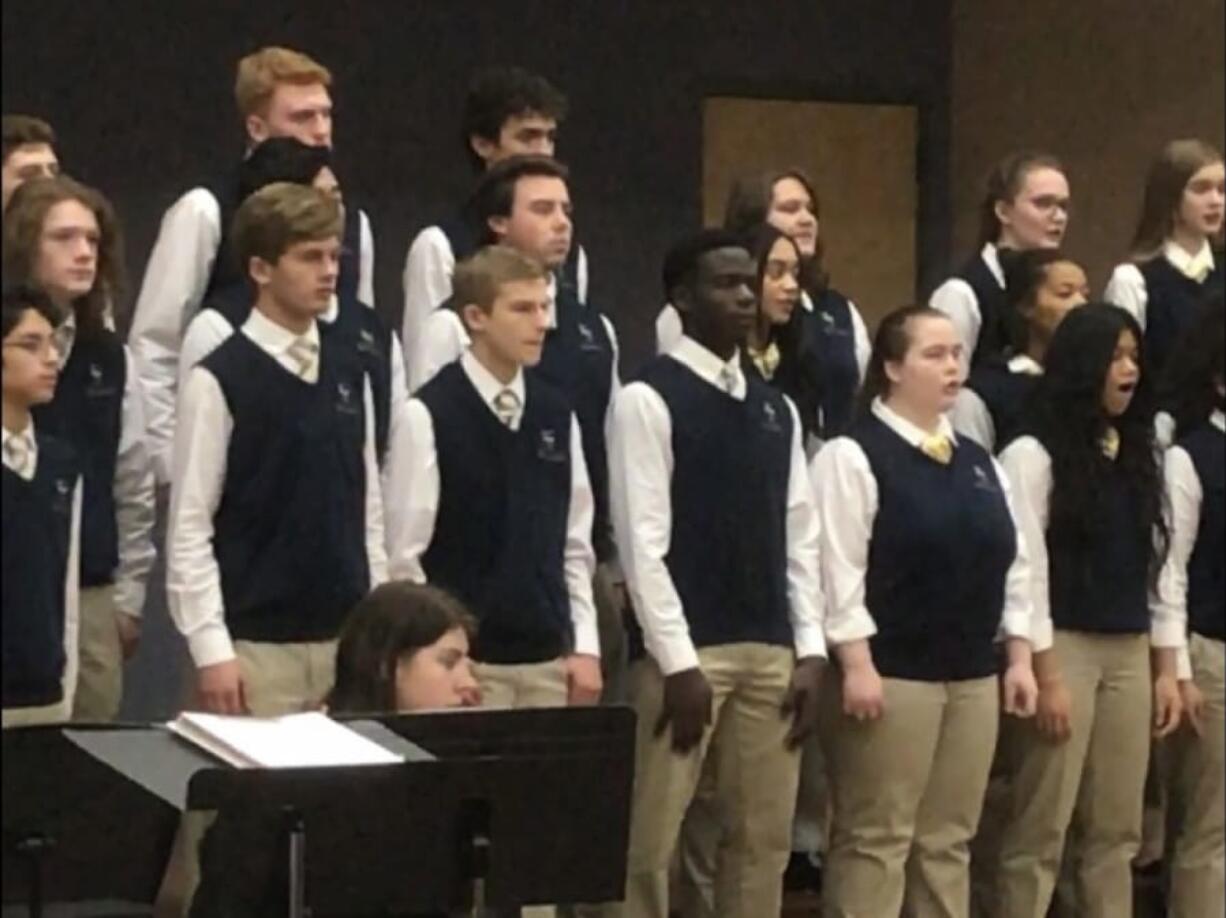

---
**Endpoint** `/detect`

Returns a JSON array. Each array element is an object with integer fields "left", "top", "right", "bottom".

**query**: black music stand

[
  {"left": 184, "top": 706, "right": 636, "bottom": 916},
  {"left": 1, "top": 723, "right": 181, "bottom": 916}
]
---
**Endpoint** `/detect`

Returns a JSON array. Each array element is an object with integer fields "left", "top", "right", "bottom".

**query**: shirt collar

[
  {"left": 1, "top": 420, "right": 38, "bottom": 469},
  {"left": 320, "top": 294, "right": 340, "bottom": 326},
  {"left": 1212, "top": 409, "right": 1225, "bottom": 433},
  {"left": 55, "top": 310, "right": 77, "bottom": 368},
  {"left": 460, "top": 350, "right": 526, "bottom": 408},
  {"left": 1007, "top": 353, "right": 1045, "bottom": 376},
  {"left": 546, "top": 274, "right": 559, "bottom": 329},
  {"left": 871, "top": 397, "right": 957, "bottom": 448},
  {"left": 669, "top": 336, "right": 747, "bottom": 400},
  {"left": 1163, "top": 239, "right": 1215, "bottom": 282},
  {"left": 242, "top": 308, "right": 320, "bottom": 356},
  {"left": 982, "top": 242, "right": 1006, "bottom": 288},
  {"left": 800, "top": 290, "right": 815, "bottom": 313}
]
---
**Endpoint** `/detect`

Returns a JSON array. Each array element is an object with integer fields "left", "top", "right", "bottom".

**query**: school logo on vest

[
  {"left": 357, "top": 328, "right": 378, "bottom": 356},
  {"left": 335, "top": 381, "right": 360, "bottom": 416},
  {"left": 537, "top": 428, "right": 567, "bottom": 463},
  {"left": 972, "top": 465, "right": 999, "bottom": 493},
  {"left": 85, "top": 363, "right": 117, "bottom": 399},
  {"left": 761, "top": 401, "right": 784, "bottom": 434},
  {"left": 577, "top": 322, "right": 604, "bottom": 354},
  {"left": 819, "top": 311, "right": 850, "bottom": 338},
  {"left": 52, "top": 477, "right": 74, "bottom": 516}
]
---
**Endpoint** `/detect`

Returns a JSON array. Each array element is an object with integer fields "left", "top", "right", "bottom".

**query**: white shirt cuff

[
  {"left": 998, "top": 609, "right": 1033, "bottom": 643},
  {"left": 651, "top": 635, "right": 701, "bottom": 676},
  {"left": 1176, "top": 646, "right": 1193, "bottom": 682},
  {"left": 1150, "top": 620, "right": 1188, "bottom": 650},
  {"left": 824, "top": 609, "right": 878, "bottom": 647},
  {"left": 187, "top": 622, "right": 236, "bottom": 668},
  {"left": 1031, "top": 617, "right": 1055, "bottom": 654},
  {"left": 572, "top": 619, "right": 601, "bottom": 659},
  {"left": 792, "top": 621, "right": 828, "bottom": 661}
]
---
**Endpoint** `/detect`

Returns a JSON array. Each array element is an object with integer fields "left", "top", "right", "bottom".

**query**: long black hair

[
  {"left": 327, "top": 582, "right": 477, "bottom": 714},
  {"left": 1021, "top": 303, "right": 1167, "bottom": 576},
  {"left": 1163, "top": 290, "right": 1225, "bottom": 439},
  {"left": 741, "top": 223, "right": 821, "bottom": 438}
]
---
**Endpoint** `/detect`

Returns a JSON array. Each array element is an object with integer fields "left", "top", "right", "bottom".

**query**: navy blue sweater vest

[
  {"left": 798, "top": 288, "right": 860, "bottom": 439},
  {"left": 1181, "top": 424, "right": 1225, "bottom": 641},
  {"left": 2, "top": 434, "right": 77, "bottom": 708},
  {"left": 202, "top": 333, "right": 370, "bottom": 643},
  {"left": 852, "top": 416, "right": 1017, "bottom": 681},
  {"left": 535, "top": 288, "right": 615, "bottom": 561},
  {"left": 1139, "top": 255, "right": 1225, "bottom": 379},
  {"left": 1046, "top": 449, "right": 1151, "bottom": 634},
  {"left": 958, "top": 252, "right": 1009, "bottom": 367},
  {"left": 204, "top": 176, "right": 364, "bottom": 313},
  {"left": 32, "top": 331, "right": 124, "bottom": 586},
  {"left": 418, "top": 364, "right": 574, "bottom": 664},
  {"left": 966, "top": 360, "right": 1040, "bottom": 453},
  {"left": 634, "top": 357, "right": 794, "bottom": 656},
  {"left": 319, "top": 295, "right": 394, "bottom": 464},
  {"left": 201, "top": 286, "right": 394, "bottom": 464}
]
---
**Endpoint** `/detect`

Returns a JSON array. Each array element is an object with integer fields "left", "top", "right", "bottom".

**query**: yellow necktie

[
  {"left": 1100, "top": 426, "right": 1121, "bottom": 461},
  {"left": 920, "top": 433, "right": 953, "bottom": 465},
  {"left": 749, "top": 342, "right": 781, "bottom": 381}
]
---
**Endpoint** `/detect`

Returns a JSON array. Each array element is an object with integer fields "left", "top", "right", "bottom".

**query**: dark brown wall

[
  {"left": 0, "top": 0, "right": 952, "bottom": 720},
  {"left": 950, "top": 0, "right": 1226, "bottom": 291},
  {"left": 1, "top": 0, "right": 952, "bottom": 369}
]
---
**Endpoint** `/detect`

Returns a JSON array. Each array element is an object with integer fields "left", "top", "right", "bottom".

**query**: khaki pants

[
  {"left": 1168, "top": 634, "right": 1225, "bottom": 918},
  {"left": 73, "top": 584, "right": 124, "bottom": 721},
  {"left": 595, "top": 563, "right": 629, "bottom": 705},
  {"left": 154, "top": 639, "right": 339, "bottom": 917},
  {"left": 821, "top": 673, "right": 998, "bottom": 918},
  {"left": 1, "top": 699, "right": 69, "bottom": 728},
  {"left": 995, "top": 631, "right": 1151, "bottom": 918},
  {"left": 474, "top": 659, "right": 569, "bottom": 710},
  {"left": 611, "top": 644, "right": 799, "bottom": 918},
  {"left": 233, "top": 638, "right": 338, "bottom": 716}
]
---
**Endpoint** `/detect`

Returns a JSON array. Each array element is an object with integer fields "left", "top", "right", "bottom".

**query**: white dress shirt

[
  {"left": 3, "top": 421, "right": 83, "bottom": 712},
  {"left": 384, "top": 350, "right": 600, "bottom": 657},
  {"left": 1155, "top": 410, "right": 1225, "bottom": 680},
  {"left": 999, "top": 435, "right": 1184, "bottom": 655},
  {"left": 609, "top": 336, "right": 827, "bottom": 675},
  {"left": 811, "top": 399, "right": 1034, "bottom": 650},
  {"left": 130, "top": 186, "right": 376, "bottom": 483},
  {"left": 655, "top": 293, "right": 872, "bottom": 377},
  {"left": 1104, "top": 239, "right": 1217, "bottom": 331},
  {"left": 401, "top": 225, "right": 590, "bottom": 368},
  {"left": 951, "top": 353, "right": 1044, "bottom": 453},
  {"left": 176, "top": 294, "right": 408, "bottom": 417},
  {"left": 167, "top": 310, "right": 388, "bottom": 668},
  {"left": 56, "top": 315, "right": 158, "bottom": 619},
  {"left": 930, "top": 242, "right": 1005, "bottom": 370}
]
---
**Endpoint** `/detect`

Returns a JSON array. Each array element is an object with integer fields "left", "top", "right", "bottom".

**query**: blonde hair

[
  {"left": 234, "top": 46, "right": 332, "bottom": 119},
  {"left": 452, "top": 245, "right": 547, "bottom": 314},
  {"left": 1130, "top": 139, "right": 1224, "bottom": 261},
  {"left": 230, "top": 182, "right": 342, "bottom": 272}
]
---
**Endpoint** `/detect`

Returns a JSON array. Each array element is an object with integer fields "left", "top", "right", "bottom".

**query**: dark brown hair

[
  {"left": 2, "top": 175, "right": 125, "bottom": 338},
  {"left": 723, "top": 169, "right": 829, "bottom": 291},
  {"left": 2, "top": 114, "right": 55, "bottom": 165},
  {"left": 327, "top": 582, "right": 477, "bottom": 714},
  {"left": 978, "top": 151, "right": 1065, "bottom": 246}
]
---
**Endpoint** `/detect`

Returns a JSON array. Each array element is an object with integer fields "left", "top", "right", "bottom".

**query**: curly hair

[
  {"left": 1, "top": 174, "right": 125, "bottom": 339},
  {"left": 1021, "top": 303, "right": 1168, "bottom": 579}
]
